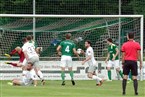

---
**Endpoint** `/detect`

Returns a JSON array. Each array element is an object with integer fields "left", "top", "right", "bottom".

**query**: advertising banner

[{"left": 0, "top": 61, "right": 144, "bottom": 80}]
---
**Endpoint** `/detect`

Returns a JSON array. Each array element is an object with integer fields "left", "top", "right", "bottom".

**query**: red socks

[{"left": 11, "top": 63, "right": 18, "bottom": 67}]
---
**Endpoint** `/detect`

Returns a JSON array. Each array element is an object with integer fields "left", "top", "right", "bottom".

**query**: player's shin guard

[
  {"left": 122, "top": 79, "right": 127, "bottom": 94},
  {"left": 133, "top": 79, "right": 138, "bottom": 94},
  {"left": 69, "top": 71, "right": 74, "bottom": 80},
  {"left": 61, "top": 71, "right": 65, "bottom": 81}
]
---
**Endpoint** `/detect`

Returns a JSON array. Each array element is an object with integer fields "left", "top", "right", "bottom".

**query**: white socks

[
  {"left": 92, "top": 75, "right": 102, "bottom": 82},
  {"left": 37, "top": 70, "right": 44, "bottom": 80}
]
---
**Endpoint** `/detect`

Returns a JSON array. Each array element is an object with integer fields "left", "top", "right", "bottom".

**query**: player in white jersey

[
  {"left": 8, "top": 62, "right": 37, "bottom": 86},
  {"left": 82, "top": 40, "right": 104, "bottom": 86},
  {"left": 22, "top": 36, "right": 45, "bottom": 85},
  {"left": 28, "top": 35, "right": 42, "bottom": 55}
]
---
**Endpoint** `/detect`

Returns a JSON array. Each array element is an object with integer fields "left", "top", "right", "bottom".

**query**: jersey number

[
  {"left": 65, "top": 46, "right": 70, "bottom": 53},
  {"left": 28, "top": 46, "right": 34, "bottom": 53}
]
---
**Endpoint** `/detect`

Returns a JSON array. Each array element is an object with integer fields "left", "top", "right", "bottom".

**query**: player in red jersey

[{"left": 5, "top": 38, "right": 27, "bottom": 68}]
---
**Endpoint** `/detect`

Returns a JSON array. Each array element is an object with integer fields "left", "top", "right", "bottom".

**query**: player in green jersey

[
  {"left": 57, "top": 33, "right": 79, "bottom": 86},
  {"left": 105, "top": 38, "right": 123, "bottom": 81}
]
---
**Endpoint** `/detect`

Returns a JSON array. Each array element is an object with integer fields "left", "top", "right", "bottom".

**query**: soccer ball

[{"left": 77, "top": 48, "right": 82, "bottom": 54}]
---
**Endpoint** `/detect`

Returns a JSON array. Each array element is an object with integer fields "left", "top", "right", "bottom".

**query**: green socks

[
  {"left": 69, "top": 71, "right": 74, "bottom": 80},
  {"left": 108, "top": 70, "right": 123, "bottom": 80},
  {"left": 61, "top": 71, "right": 74, "bottom": 81},
  {"left": 119, "top": 70, "right": 123, "bottom": 78},
  {"left": 61, "top": 71, "right": 65, "bottom": 81},
  {"left": 108, "top": 70, "right": 111, "bottom": 80}
]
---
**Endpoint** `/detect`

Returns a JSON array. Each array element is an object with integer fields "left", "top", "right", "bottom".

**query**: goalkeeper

[{"left": 5, "top": 38, "right": 27, "bottom": 69}]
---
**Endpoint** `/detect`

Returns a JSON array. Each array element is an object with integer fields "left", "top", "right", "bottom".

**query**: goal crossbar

[{"left": 0, "top": 14, "right": 143, "bottom": 18}]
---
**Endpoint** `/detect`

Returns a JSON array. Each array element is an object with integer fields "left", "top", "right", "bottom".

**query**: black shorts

[{"left": 123, "top": 60, "right": 138, "bottom": 76}]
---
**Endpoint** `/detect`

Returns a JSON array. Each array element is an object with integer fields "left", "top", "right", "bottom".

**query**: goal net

[
  {"left": 0, "top": 14, "right": 144, "bottom": 80},
  {"left": 0, "top": 15, "right": 143, "bottom": 58}
]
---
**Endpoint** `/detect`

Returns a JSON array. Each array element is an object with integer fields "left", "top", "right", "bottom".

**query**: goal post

[{"left": 0, "top": 14, "right": 144, "bottom": 80}]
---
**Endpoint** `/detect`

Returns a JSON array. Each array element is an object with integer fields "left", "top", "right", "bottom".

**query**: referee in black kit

[{"left": 121, "top": 32, "right": 142, "bottom": 95}]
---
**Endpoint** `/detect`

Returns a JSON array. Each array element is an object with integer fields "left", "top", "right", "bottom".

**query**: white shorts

[
  {"left": 61, "top": 55, "right": 73, "bottom": 68},
  {"left": 19, "top": 79, "right": 29, "bottom": 86},
  {"left": 19, "top": 79, "right": 33, "bottom": 86},
  {"left": 107, "top": 60, "right": 120, "bottom": 69},
  {"left": 22, "top": 56, "right": 39, "bottom": 68}
]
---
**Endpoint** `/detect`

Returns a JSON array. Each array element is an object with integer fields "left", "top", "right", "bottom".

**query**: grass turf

[{"left": 0, "top": 80, "right": 144, "bottom": 97}]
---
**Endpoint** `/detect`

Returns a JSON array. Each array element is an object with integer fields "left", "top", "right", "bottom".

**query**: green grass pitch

[{"left": 0, "top": 80, "right": 144, "bottom": 97}]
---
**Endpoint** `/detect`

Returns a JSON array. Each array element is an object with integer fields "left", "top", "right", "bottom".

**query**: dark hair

[
  {"left": 22, "top": 38, "right": 27, "bottom": 43},
  {"left": 28, "top": 62, "right": 33, "bottom": 65},
  {"left": 107, "top": 38, "right": 113, "bottom": 43},
  {"left": 26, "top": 35, "right": 32, "bottom": 41},
  {"left": 86, "top": 40, "right": 92, "bottom": 46},
  {"left": 65, "top": 33, "right": 71, "bottom": 39},
  {"left": 128, "top": 32, "right": 134, "bottom": 39}
]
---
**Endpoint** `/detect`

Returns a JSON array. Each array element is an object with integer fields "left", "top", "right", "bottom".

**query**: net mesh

[{"left": 0, "top": 17, "right": 141, "bottom": 60}]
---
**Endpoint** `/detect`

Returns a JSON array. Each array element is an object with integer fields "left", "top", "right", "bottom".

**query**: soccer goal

[{"left": 0, "top": 14, "right": 144, "bottom": 80}]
